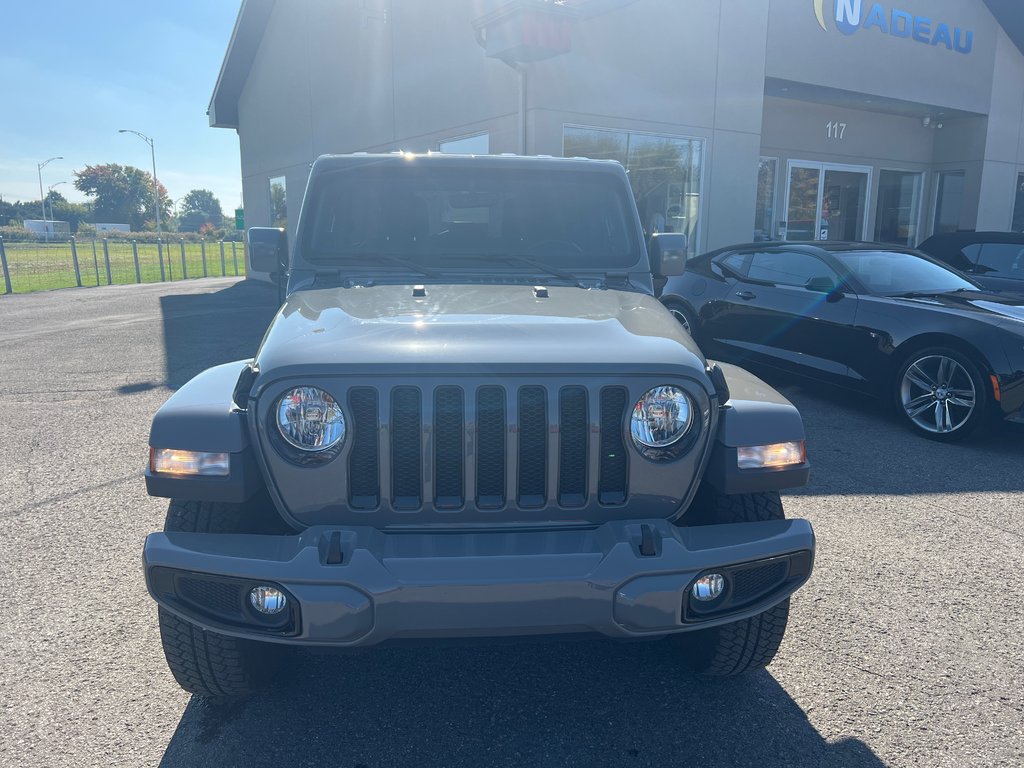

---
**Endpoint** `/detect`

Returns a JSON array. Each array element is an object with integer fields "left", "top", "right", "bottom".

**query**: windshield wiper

[
  {"left": 436, "top": 253, "right": 586, "bottom": 287},
  {"left": 494, "top": 254, "right": 584, "bottom": 285},
  {"left": 891, "top": 288, "right": 972, "bottom": 298},
  {"left": 330, "top": 252, "right": 441, "bottom": 279}
]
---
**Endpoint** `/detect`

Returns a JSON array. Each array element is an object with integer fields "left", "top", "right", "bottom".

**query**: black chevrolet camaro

[{"left": 657, "top": 242, "right": 1024, "bottom": 441}]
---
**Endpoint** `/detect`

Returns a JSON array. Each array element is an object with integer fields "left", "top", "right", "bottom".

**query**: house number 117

[{"left": 826, "top": 121, "right": 847, "bottom": 140}]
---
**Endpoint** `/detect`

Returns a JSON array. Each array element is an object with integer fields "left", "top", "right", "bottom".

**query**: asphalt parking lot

[{"left": 1, "top": 278, "right": 1022, "bottom": 768}]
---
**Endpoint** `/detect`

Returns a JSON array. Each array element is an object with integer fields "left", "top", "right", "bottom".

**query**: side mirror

[
  {"left": 805, "top": 276, "right": 836, "bottom": 293},
  {"left": 649, "top": 232, "right": 688, "bottom": 278},
  {"left": 247, "top": 227, "right": 287, "bottom": 274},
  {"left": 805, "top": 275, "right": 845, "bottom": 302}
]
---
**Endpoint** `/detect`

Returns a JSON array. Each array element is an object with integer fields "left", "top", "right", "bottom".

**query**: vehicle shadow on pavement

[
  {"left": 160, "top": 638, "right": 884, "bottom": 768},
  {"left": 158, "top": 279, "right": 279, "bottom": 390}
]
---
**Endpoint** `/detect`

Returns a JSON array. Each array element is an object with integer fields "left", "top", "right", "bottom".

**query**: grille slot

[
  {"left": 517, "top": 386, "right": 548, "bottom": 508},
  {"left": 348, "top": 387, "right": 379, "bottom": 509},
  {"left": 476, "top": 386, "right": 506, "bottom": 509},
  {"left": 558, "top": 387, "right": 588, "bottom": 507},
  {"left": 599, "top": 387, "right": 629, "bottom": 505},
  {"left": 434, "top": 386, "right": 464, "bottom": 509},
  {"left": 391, "top": 386, "right": 422, "bottom": 509}
]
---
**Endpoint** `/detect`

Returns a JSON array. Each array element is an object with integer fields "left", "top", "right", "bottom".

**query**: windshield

[
  {"left": 300, "top": 164, "right": 642, "bottom": 273},
  {"left": 830, "top": 250, "right": 979, "bottom": 295}
]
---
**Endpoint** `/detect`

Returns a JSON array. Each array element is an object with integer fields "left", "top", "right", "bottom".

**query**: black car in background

[
  {"left": 918, "top": 231, "right": 1024, "bottom": 295},
  {"left": 658, "top": 242, "right": 1024, "bottom": 441}
]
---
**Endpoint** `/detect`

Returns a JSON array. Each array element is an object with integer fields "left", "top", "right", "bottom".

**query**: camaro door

[{"left": 704, "top": 249, "right": 860, "bottom": 384}]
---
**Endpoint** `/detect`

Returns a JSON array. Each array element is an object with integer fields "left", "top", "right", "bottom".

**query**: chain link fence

[{"left": 0, "top": 236, "right": 247, "bottom": 294}]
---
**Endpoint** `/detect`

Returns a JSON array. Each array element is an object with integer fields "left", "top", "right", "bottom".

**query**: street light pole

[
  {"left": 118, "top": 129, "right": 161, "bottom": 237},
  {"left": 37, "top": 156, "right": 63, "bottom": 243},
  {"left": 46, "top": 181, "right": 67, "bottom": 226}
]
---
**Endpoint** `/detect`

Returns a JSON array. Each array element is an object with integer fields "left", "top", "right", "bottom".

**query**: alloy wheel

[
  {"left": 899, "top": 354, "right": 977, "bottom": 434},
  {"left": 669, "top": 308, "right": 692, "bottom": 333}
]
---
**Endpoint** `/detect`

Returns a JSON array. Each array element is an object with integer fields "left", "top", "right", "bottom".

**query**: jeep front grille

[{"left": 345, "top": 383, "right": 629, "bottom": 513}]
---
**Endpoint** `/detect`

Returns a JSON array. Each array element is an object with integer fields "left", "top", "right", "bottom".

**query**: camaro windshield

[
  {"left": 300, "top": 164, "right": 642, "bottom": 272},
  {"left": 831, "top": 250, "right": 979, "bottom": 295}
]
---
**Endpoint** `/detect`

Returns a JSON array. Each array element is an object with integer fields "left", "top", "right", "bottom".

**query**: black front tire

[
  {"left": 159, "top": 607, "right": 282, "bottom": 698},
  {"left": 671, "top": 486, "right": 791, "bottom": 676},
  {"left": 158, "top": 498, "right": 285, "bottom": 697}
]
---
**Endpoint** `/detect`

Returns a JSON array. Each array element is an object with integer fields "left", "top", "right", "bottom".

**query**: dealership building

[{"left": 210, "top": 0, "right": 1024, "bottom": 260}]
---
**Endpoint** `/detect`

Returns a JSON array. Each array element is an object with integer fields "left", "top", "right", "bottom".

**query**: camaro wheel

[
  {"left": 664, "top": 301, "right": 699, "bottom": 337},
  {"left": 158, "top": 499, "right": 284, "bottom": 697},
  {"left": 671, "top": 486, "right": 791, "bottom": 676},
  {"left": 895, "top": 348, "right": 987, "bottom": 441}
]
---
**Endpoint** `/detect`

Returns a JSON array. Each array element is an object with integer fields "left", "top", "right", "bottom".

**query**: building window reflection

[
  {"left": 754, "top": 158, "right": 778, "bottom": 241},
  {"left": 874, "top": 170, "right": 923, "bottom": 247},
  {"left": 563, "top": 126, "right": 703, "bottom": 256},
  {"left": 269, "top": 176, "right": 287, "bottom": 229},
  {"left": 1012, "top": 173, "right": 1024, "bottom": 233},
  {"left": 933, "top": 171, "right": 965, "bottom": 235}
]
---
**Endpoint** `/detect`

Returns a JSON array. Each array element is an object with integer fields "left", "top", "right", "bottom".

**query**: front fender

[
  {"left": 145, "top": 361, "right": 263, "bottom": 502},
  {"left": 704, "top": 362, "right": 811, "bottom": 495}
]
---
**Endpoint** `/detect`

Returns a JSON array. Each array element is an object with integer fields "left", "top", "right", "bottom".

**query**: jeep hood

[{"left": 252, "top": 284, "right": 707, "bottom": 379}]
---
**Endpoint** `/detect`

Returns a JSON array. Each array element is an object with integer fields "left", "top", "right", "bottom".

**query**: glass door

[{"left": 784, "top": 162, "right": 871, "bottom": 242}]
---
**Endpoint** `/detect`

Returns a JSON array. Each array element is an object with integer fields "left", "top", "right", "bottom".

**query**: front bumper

[{"left": 144, "top": 518, "right": 815, "bottom": 646}]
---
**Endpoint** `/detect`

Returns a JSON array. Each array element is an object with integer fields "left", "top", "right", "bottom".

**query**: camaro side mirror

[
  {"left": 649, "top": 232, "right": 688, "bottom": 278},
  {"left": 805, "top": 276, "right": 836, "bottom": 293},
  {"left": 247, "top": 227, "right": 287, "bottom": 274},
  {"left": 805, "top": 276, "right": 845, "bottom": 302}
]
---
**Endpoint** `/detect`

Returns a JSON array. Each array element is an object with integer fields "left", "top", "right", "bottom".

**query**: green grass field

[{"left": 1, "top": 240, "right": 247, "bottom": 294}]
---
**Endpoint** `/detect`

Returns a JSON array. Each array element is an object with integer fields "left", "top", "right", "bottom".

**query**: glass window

[
  {"left": 785, "top": 167, "right": 821, "bottom": 242},
  {"left": 563, "top": 126, "right": 703, "bottom": 256},
  {"left": 754, "top": 158, "right": 777, "bottom": 241},
  {"left": 875, "top": 170, "right": 922, "bottom": 247},
  {"left": 717, "top": 252, "right": 750, "bottom": 277},
  {"left": 975, "top": 243, "right": 1024, "bottom": 278},
  {"left": 933, "top": 171, "right": 965, "bottom": 235},
  {"left": 269, "top": 176, "right": 287, "bottom": 228},
  {"left": 831, "top": 249, "right": 977, "bottom": 295},
  {"left": 1012, "top": 173, "right": 1024, "bottom": 233},
  {"left": 301, "top": 165, "right": 640, "bottom": 270},
  {"left": 439, "top": 132, "right": 489, "bottom": 154},
  {"left": 745, "top": 251, "right": 838, "bottom": 287}
]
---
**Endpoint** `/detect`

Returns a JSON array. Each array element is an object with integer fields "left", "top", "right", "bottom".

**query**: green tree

[
  {"left": 44, "top": 191, "right": 92, "bottom": 233},
  {"left": 178, "top": 188, "right": 224, "bottom": 232},
  {"left": 73, "top": 163, "right": 170, "bottom": 231}
]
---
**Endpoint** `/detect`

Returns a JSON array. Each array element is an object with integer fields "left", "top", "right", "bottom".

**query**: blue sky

[{"left": 0, "top": 1, "right": 242, "bottom": 213}]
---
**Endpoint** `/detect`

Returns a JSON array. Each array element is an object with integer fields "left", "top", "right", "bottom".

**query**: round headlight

[
  {"left": 276, "top": 386, "right": 346, "bottom": 452},
  {"left": 631, "top": 386, "right": 694, "bottom": 449}
]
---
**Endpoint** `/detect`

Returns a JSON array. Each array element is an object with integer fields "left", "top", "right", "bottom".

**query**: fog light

[
  {"left": 249, "top": 586, "right": 288, "bottom": 615},
  {"left": 737, "top": 441, "right": 806, "bottom": 469},
  {"left": 692, "top": 573, "right": 725, "bottom": 602}
]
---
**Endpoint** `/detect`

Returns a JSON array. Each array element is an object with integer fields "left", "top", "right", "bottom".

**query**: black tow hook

[{"left": 639, "top": 524, "right": 658, "bottom": 557}]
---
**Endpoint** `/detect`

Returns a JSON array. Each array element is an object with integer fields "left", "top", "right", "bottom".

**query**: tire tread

[
  {"left": 157, "top": 498, "right": 282, "bottom": 697},
  {"left": 676, "top": 487, "right": 791, "bottom": 676}
]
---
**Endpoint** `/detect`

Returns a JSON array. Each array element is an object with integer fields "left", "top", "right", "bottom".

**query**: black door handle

[{"left": 735, "top": 290, "right": 757, "bottom": 300}]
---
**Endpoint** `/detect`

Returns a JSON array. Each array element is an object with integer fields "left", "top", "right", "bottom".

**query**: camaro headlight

[
  {"left": 276, "top": 386, "right": 346, "bottom": 452},
  {"left": 631, "top": 386, "right": 694, "bottom": 449}
]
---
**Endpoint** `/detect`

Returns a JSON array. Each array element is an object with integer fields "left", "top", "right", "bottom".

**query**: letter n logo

[{"left": 834, "top": 0, "right": 862, "bottom": 35}]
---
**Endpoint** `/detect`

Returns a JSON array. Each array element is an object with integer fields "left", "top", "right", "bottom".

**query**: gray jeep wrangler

[{"left": 143, "top": 154, "right": 815, "bottom": 697}]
